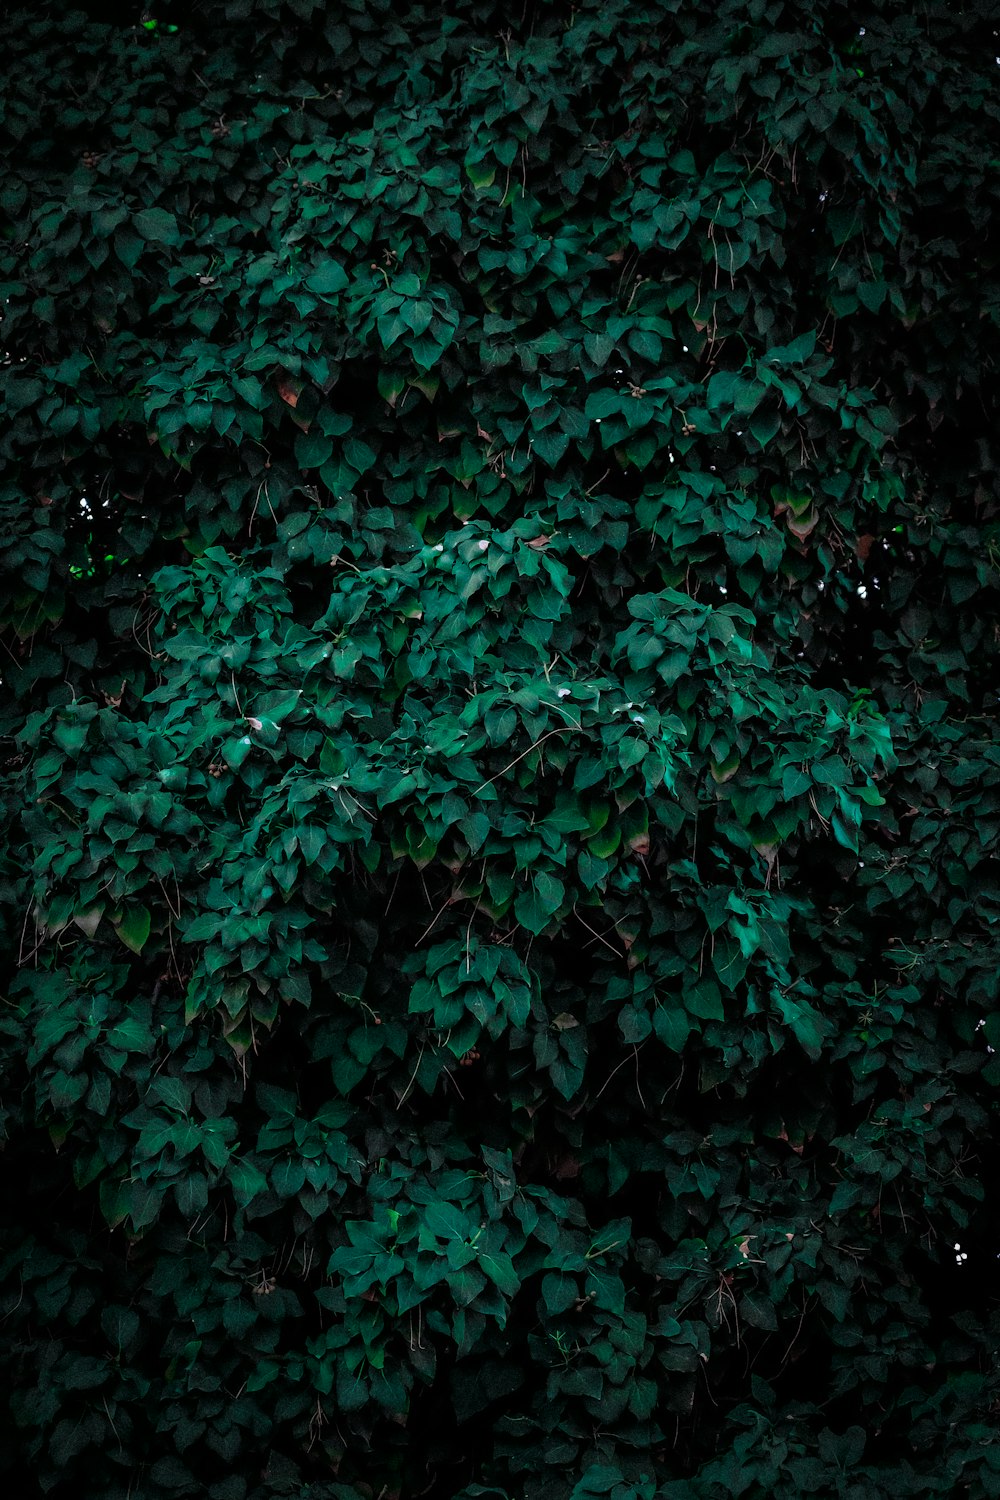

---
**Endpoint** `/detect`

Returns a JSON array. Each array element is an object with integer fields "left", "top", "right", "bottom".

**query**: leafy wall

[{"left": 2, "top": 1, "right": 1000, "bottom": 1496}]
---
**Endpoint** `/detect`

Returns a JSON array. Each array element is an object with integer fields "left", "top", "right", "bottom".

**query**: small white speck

[
  {"left": 556, "top": 688, "right": 571, "bottom": 698},
  {"left": 682, "top": 345, "right": 689, "bottom": 352},
  {"left": 477, "top": 539, "right": 489, "bottom": 551}
]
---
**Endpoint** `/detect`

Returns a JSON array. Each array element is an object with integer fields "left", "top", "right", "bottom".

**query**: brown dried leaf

[
  {"left": 277, "top": 374, "right": 302, "bottom": 408},
  {"left": 787, "top": 511, "right": 818, "bottom": 541}
]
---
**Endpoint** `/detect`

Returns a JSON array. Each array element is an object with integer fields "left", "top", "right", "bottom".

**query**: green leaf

[
  {"left": 101, "top": 1305, "right": 141, "bottom": 1351},
  {"left": 740, "top": 1292, "right": 778, "bottom": 1331},
  {"left": 534, "top": 871, "right": 564, "bottom": 914},
  {"left": 465, "top": 159, "right": 496, "bottom": 188},
  {"left": 541, "top": 1271, "right": 578, "bottom": 1314},
  {"left": 229, "top": 1158, "right": 268, "bottom": 1207},
  {"left": 133, "top": 206, "right": 180, "bottom": 243},
  {"left": 857, "top": 280, "right": 887, "bottom": 313},
  {"left": 773, "top": 995, "right": 833, "bottom": 1059},
  {"left": 459, "top": 810, "right": 491, "bottom": 853},
  {"left": 478, "top": 1250, "right": 519, "bottom": 1298},
  {"left": 422, "top": 1201, "right": 468, "bottom": 1243},
  {"left": 306, "top": 261, "right": 349, "bottom": 296},
  {"left": 295, "top": 429, "right": 334, "bottom": 468},
  {"left": 222, "top": 736, "right": 252, "bottom": 771},
  {"left": 514, "top": 876, "right": 562, "bottom": 935},
  {"left": 115, "top": 906, "right": 151, "bottom": 954},
  {"left": 584, "top": 332, "right": 617, "bottom": 368}
]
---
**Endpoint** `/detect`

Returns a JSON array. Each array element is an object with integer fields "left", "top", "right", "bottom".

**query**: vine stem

[{"left": 472, "top": 726, "right": 573, "bottom": 795}]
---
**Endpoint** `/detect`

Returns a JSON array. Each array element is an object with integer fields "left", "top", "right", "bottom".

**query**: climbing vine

[{"left": 2, "top": 1, "right": 1000, "bottom": 1496}]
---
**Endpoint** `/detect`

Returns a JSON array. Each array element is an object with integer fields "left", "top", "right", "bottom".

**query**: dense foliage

[{"left": 2, "top": 1, "right": 1000, "bottom": 1495}]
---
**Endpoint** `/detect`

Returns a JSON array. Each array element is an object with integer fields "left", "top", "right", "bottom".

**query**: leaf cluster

[{"left": 2, "top": 1, "right": 1000, "bottom": 1497}]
